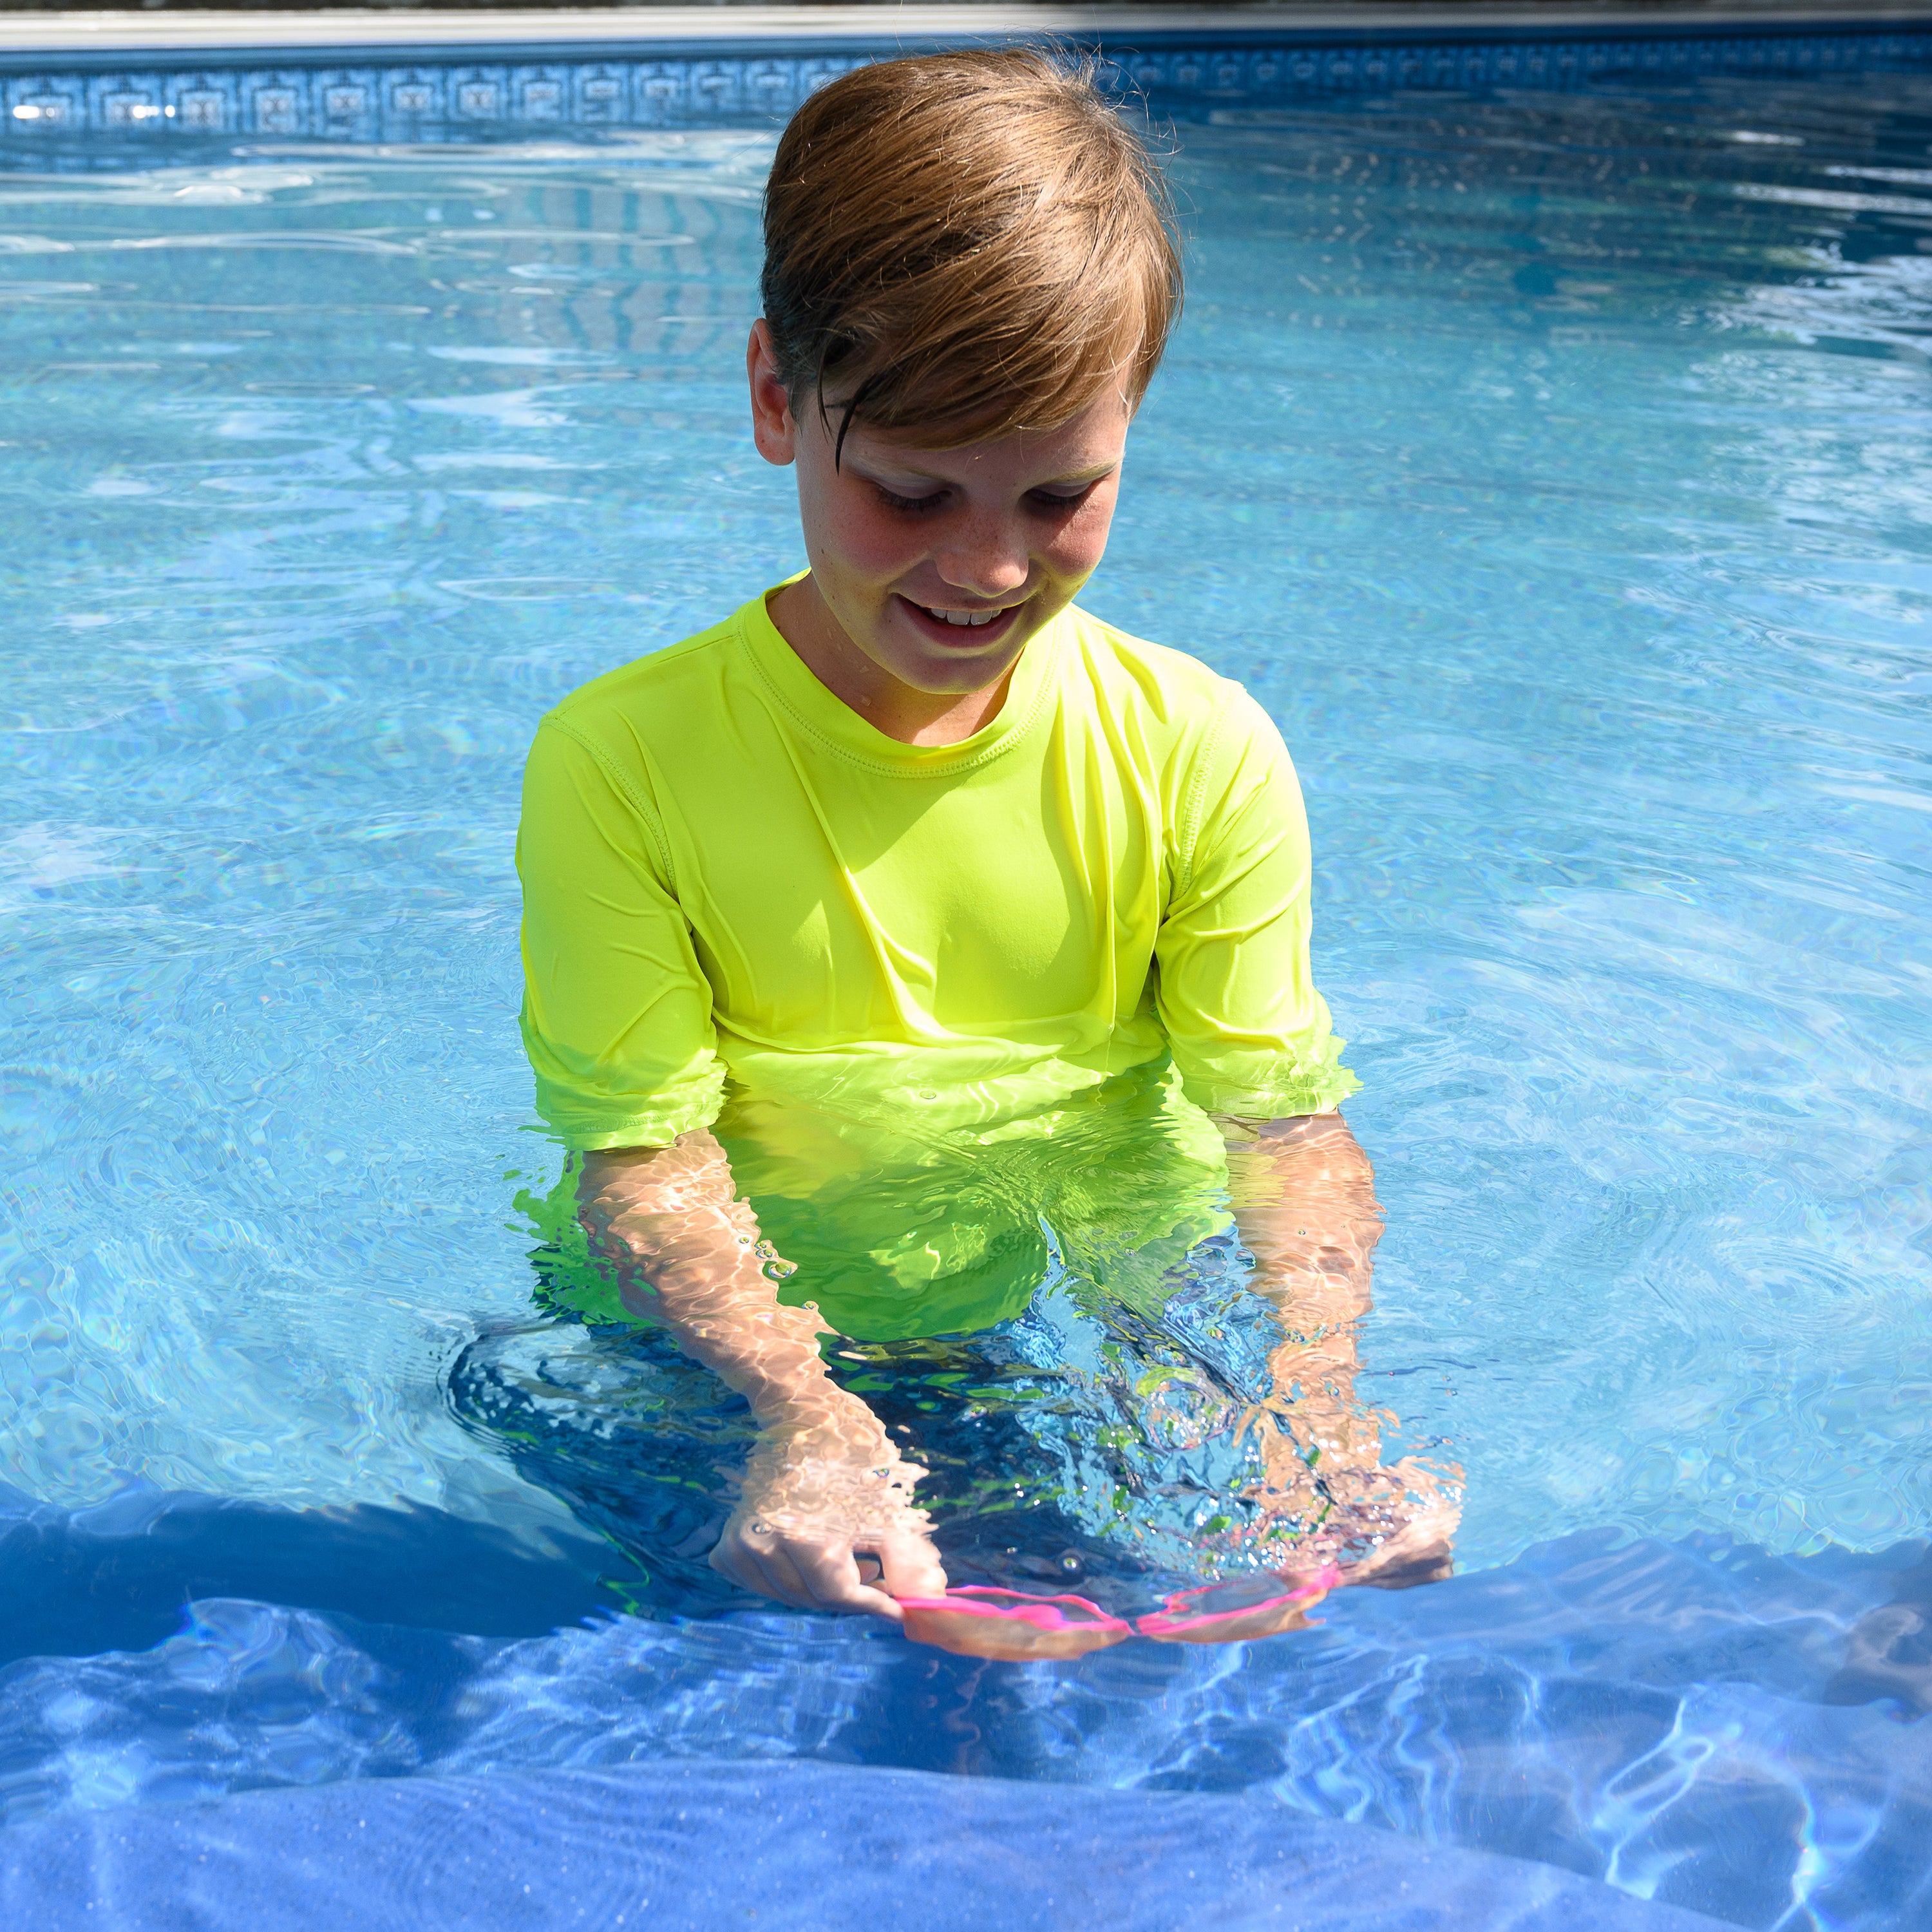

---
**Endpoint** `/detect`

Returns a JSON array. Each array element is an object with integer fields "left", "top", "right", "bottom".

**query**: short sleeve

[
  {"left": 1154, "top": 690, "right": 1359, "bottom": 1120},
  {"left": 516, "top": 717, "right": 724, "bottom": 1149}
]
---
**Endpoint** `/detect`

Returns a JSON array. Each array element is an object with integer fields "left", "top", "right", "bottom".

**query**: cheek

[
  {"left": 808, "top": 483, "right": 922, "bottom": 584},
  {"left": 1041, "top": 496, "right": 1118, "bottom": 583}
]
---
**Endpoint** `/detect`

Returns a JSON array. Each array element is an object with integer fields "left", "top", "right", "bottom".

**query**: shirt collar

[{"left": 734, "top": 573, "right": 1065, "bottom": 776}]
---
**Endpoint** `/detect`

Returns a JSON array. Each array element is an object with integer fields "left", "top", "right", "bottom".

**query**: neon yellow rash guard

[{"left": 516, "top": 582, "right": 1357, "bottom": 1340}]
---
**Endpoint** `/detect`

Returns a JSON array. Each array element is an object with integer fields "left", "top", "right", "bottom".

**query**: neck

[{"left": 768, "top": 578, "right": 1014, "bottom": 747}]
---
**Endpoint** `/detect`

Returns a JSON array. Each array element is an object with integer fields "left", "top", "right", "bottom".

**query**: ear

[{"left": 747, "top": 320, "right": 798, "bottom": 467}]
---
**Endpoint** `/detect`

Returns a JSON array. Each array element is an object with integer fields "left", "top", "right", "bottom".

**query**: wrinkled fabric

[{"left": 516, "top": 583, "right": 1356, "bottom": 1156}]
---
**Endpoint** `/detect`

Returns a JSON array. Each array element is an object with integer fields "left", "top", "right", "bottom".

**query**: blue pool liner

[
  {"left": 0, "top": 1478, "right": 643, "bottom": 1669},
  {"left": 1, "top": 1757, "right": 1736, "bottom": 1932},
  {"left": 2, "top": 15, "right": 1930, "bottom": 146},
  {"left": 2, "top": 1477, "right": 1927, "bottom": 1926}
]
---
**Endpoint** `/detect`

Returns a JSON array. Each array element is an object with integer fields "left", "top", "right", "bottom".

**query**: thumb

[{"left": 876, "top": 1532, "right": 949, "bottom": 1602}]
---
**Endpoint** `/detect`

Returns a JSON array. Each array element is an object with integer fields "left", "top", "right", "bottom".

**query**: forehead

[{"left": 840, "top": 388, "right": 1133, "bottom": 479}]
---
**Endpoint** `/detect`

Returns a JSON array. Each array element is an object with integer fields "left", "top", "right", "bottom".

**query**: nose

[{"left": 933, "top": 511, "right": 1031, "bottom": 601}]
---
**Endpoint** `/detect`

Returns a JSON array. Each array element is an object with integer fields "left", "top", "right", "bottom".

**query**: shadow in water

[
  {"left": 1826, "top": 1547, "right": 1932, "bottom": 1718},
  {"left": 0, "top": 1479, "right": 645, "bottom": 1667}
]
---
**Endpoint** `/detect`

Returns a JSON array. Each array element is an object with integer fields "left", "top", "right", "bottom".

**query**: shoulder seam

[{"left": 539, "top": 713, "right": 677, "bottom": 894}]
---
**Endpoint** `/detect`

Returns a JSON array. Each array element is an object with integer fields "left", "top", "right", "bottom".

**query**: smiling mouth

[
  {"left": 920, "top": 604, "right": 1003, "bottom": 628},
  {"left": 899, "top": 595, "right": 1026, "bottom": 644}
]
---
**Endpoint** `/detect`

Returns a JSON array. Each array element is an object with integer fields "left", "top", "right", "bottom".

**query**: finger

[
  {"left": 875, "top": 1533, "right": 949, "bottom": 1602},
  {"left": 708, "top": 1535, "right": 777, "bottom": 1600},
  {"left": 765, "top": 1546, "right": 908, "bottom": 1623},
  {"left": 712, "top": 1526, "right": 909, "bottom": 1620},
  {"left": 840, "top": 1580, "right": 907, "bottom": 1622},
  {"left": 790, "top": 1540, "right": 905, "bottom": 1621},
  {"left": 710, "top": 1530, "right": 815, "bottom": 1608},
  {"left": 735, "top": 1535, "right": 824, "bottom": 1609}
]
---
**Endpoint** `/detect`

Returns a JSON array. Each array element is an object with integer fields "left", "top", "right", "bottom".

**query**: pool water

[{"left": 1, "top": 65, "right": 1928, "bottom": 1929}]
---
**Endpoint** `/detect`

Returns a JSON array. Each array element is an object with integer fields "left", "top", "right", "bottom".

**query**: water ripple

[{"left": 1, "top": 78, "right": 1929, "bottom": 1926}]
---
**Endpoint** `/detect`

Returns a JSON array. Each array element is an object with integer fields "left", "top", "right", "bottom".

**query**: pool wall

[{"left": 3, "top": 3, "right": 1931, "bottom": 140}]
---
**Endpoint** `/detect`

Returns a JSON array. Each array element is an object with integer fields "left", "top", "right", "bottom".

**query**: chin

[
  {"left": 896, "top": 632, "right": 1032, "bottom": 685},
  {"left": 896, "top": 660, "right": 1013, "bottom": 698}
]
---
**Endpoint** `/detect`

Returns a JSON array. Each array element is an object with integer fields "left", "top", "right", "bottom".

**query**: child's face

[{"left": 749, "top": 323, "right": 1130, "bottom": 699}]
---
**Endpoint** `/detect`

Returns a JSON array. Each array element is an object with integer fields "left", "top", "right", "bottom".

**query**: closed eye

[
  {"left": 869, "top": 478, "right": 1103, "bottom": 516},
  {"left": 873, "top": 483, "right": 949, "bottom": 515},
  {"left": 1027, "top": 484, "right": 1097, "bottom": 513}
]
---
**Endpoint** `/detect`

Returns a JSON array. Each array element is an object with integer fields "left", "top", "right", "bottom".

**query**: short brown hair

[{"left": 761, "top": 48, "right": 1181, "bottom": 453}]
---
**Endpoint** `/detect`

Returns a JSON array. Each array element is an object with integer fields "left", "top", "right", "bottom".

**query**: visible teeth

[{"left": 925, "top": 606, "right": 1000, "bottom": 627}]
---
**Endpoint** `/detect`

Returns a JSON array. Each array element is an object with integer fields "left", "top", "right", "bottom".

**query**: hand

[
  {"left": 710, "top": 1401, "right": 949, "bottom": 1620},
  {"left": 576, "top": 1133, "right": 947, "bottom": 1616}
]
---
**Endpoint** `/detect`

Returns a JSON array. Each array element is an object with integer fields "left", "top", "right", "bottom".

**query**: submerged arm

[
  {"left": 1217, "top": 1111, "right": 1457, "bottom": 1585},
  {"left": 577, "top": 1130, "right": 945, "bottom": 1618},
  {"left": 1218, "top": 1111, "right": 1383, "bottom": 1464}
]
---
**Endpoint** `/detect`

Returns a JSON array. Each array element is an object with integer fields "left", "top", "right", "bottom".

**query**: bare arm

[{"left": 577, "top": 1130, "right": 946, "bottom": 1618}]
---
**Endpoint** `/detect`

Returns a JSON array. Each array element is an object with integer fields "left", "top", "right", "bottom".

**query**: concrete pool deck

[{"left": 4, "top": 2, "right": 1930, "bottom": 59}]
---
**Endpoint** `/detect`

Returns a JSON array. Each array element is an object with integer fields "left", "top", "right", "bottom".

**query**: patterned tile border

[{"left": 1, "top": 22, "right": 1927, "bottom": 141}]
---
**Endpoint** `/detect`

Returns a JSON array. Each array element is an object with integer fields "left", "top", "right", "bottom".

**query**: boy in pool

[{"left": 516, "top": 50, "right": 1453, "bottom": 1651}]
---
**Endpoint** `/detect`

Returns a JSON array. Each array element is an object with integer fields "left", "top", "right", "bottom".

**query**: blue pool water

[{"left": 1, "top": 62, "right": 1929, "bottom": 1930}]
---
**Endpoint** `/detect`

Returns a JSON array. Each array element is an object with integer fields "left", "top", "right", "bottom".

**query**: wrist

[{"left": 753, "top": 1380, "right": 883, "bottom": 1437}]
